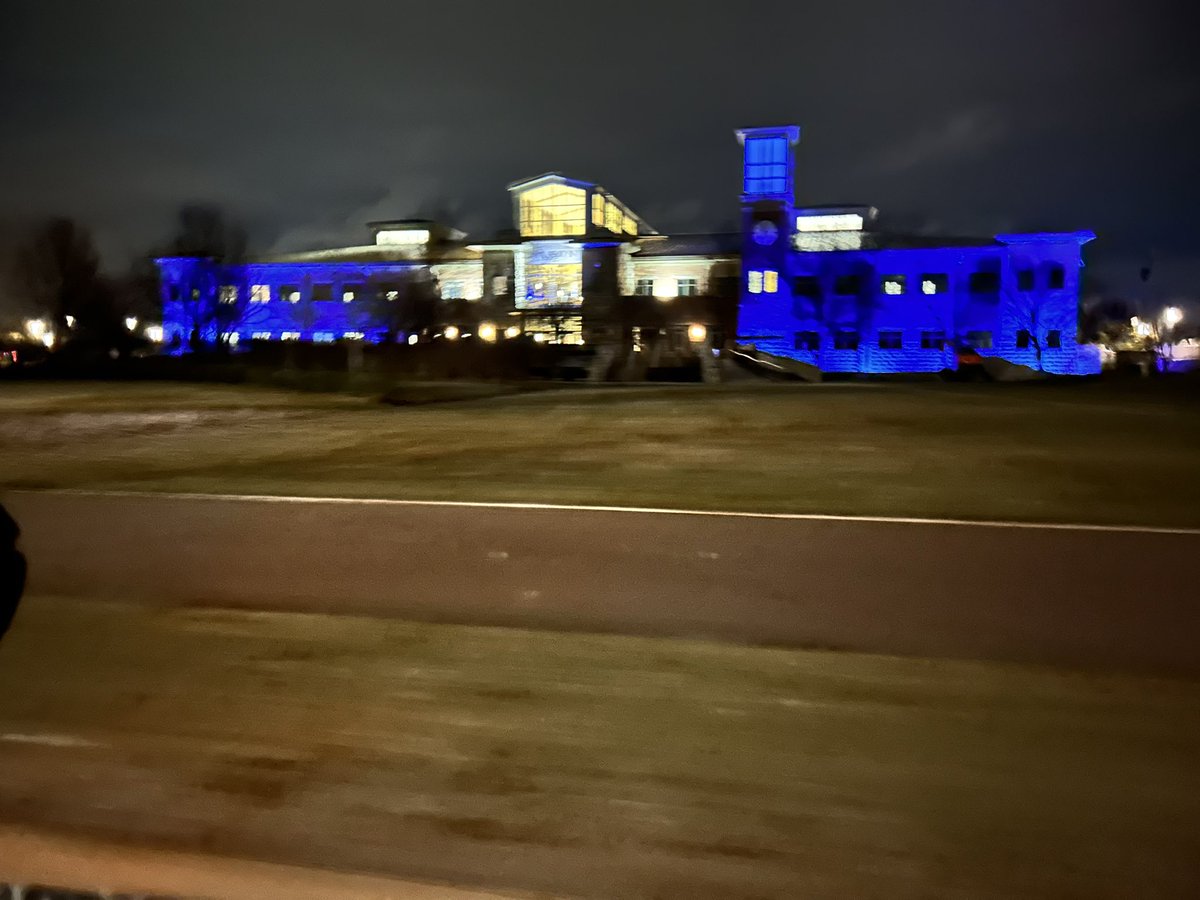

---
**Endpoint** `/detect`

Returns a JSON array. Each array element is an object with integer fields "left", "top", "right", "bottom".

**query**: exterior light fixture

[
  {"left": 478, "top": 323, "right": 497, "bottom": 342},
  {"left": 124, "top": 317, "right": 138, "bottom": 331},
  {"left": 504, "top": 325, "right": 521, "bottom": 339},
  {"left": 407, "top": 333, "right": 419, "bottom": 346},
  {"left": 688, "top": 323, "right": 707, "bottom": 343},
  {"left": 533, "top": 333, "right": 547, "bottom": 343},
  {"left": 444, "top": 325, "right": 460, "bottom": 341},
  {"left": 144, "top": 325, "right": 164, "bottom": 343},
  {"left": 65, "top": 315, "right": 76, "bottom": 328}
]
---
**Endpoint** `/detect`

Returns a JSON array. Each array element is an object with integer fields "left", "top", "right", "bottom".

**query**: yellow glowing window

[
  {"left": 250, "top": 284, "right": 270, "bottom": 303},
  {"left": 623, "top": 214, "right": 637, "bottom": 235},
  {"left": 748, "top": 271, "right": 763, "bottom": 294},
  {"left": 763, "top": 270, "right": 779, "bottom": 293},
  {"left": 605, "top": 201, "right": 624, "bottom": 233},
  {"left": 592, "top": 194, "right": 606, "bottom": 227},
  {"left": 518, "top": 183, "right": 587, "bottom": 237}
]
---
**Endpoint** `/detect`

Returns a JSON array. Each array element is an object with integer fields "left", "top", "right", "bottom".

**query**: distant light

[
  {"left": 478, "top": 322, "right": 497, "bottom": 342},
  {"left": 922, "top": 280, "right": 937, "bottom": 295},
  {"left": 124, "top": 317, "right": 138, "bottom": 331},
  {"left": 228, "top": 332, "right": 240, "bottom": 346},
  {"left": 41, "top": 332, "right": 54, "bottom": 348},
  {"left": 504, "top": 325, "right": 521, "bottom": 339},
  {"left": 65, "top": 315, "right": 76, "bottom": 328},
  {"left": 795, "top": 213, "right": 864, "bottom": 233},
  {"left": 533, "top": 333, "right": 547, "bottom": 343},
  {"left": 444, "top": 325, "right": 460, "bottom": 341},
  {"left": 688, "top": 323, "right": 707, "bottom": 343},
  {"left": 653, "top": 278, "right": 675, "bottom": 299},
  {"left": 375, "top": 229, "right": 430, "bottom": 246},
  {"left": 407, "top": 333, "right": 419, "bottom": 346},
  {"left": 25, "top": 319, "right": 47, "bottom": 341},
  {"left": 1163, "top": 306, "right": 1184, "bottom": 328},
  {"left": 144, "top": 324, "right": 164, "bottom": 343}
]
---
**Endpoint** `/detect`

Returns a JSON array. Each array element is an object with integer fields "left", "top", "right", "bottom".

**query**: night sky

[{"left": 1, "top": 0, "right": 1196, "bottom": 308}]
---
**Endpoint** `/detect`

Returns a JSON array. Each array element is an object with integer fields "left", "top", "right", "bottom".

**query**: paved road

[{"left": 6, "top": 490, "right": 1199, "bottom": 675}]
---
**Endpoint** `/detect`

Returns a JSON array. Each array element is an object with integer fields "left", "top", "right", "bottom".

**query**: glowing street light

[
  {"left": 687, "top": 323, "right": 707, "bottom": 343},
  {"left": 478, "top": 322, "right": 497, "bottom": 342},
  {"left": 406, "top": 333, "right": 419, "bottom": 346},
  {"left": 65, "top": 315, "right": 76, "bottom": 329},
  {"left": 443, "top": 325, "right": 460, "bottom": 341},
  {"left": 504, "top": 325, "right": 521, "bottom": 339},
  {"left": 124, "top": 316, "right": 138, "bottom": 331},
  {"left": 1163, "top": 306, "right": 1184, "bottom": 329},
  {"left": 144, "top": 324, "right": 164, "bottom": 343},
  {"left": 25, "top": 319, "right": 47, "bottom": 342}
]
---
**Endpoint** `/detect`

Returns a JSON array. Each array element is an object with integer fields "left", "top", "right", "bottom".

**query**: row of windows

[
  {"left": 793, "top": 329, "right": 1063, "bottom": 351},
  {"left": 746, "top": 270, "right": 780, "bottom": 294},
  {"left": 634, "top": 278, "right": 699, "bottom": 297},
  {"left": 773, "top": 266, "right": 1066, "bottom": 299},
  {"left": 204, "top": 284, "right": 404, "bottom": 304}
]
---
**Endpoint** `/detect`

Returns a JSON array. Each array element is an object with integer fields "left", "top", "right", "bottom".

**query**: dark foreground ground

[
  {"left": 1, "top": 597, "right": 1198, "bottom": 899},
  {"left": 8, "top": 491, "right": 1199, "bottom": 676}
]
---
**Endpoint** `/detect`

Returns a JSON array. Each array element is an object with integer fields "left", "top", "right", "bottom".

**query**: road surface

[{"left": 6, "top": 490, "right": 1199, "bottom": 675}]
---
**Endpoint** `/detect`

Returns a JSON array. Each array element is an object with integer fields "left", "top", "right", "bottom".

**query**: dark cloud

[{"left": 1, "top": 0, "right": 1196, "bottom": 306}]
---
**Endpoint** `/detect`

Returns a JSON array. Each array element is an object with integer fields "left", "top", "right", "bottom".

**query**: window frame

[{"left": 878, "top": 330, "right": 903, "bottom": 350}]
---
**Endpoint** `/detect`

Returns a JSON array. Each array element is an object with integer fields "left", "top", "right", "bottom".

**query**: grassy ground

[
  {"left": 0, "top": 597, "right": 1197, "bottom": 898},
  {"left": 1, "top": 379, "right": 1198, "bottom": 526}
]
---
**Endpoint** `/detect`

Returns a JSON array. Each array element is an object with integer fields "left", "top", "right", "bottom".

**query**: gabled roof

[{"left": 506, "top": 172, "right": 596, "bottom": 193}]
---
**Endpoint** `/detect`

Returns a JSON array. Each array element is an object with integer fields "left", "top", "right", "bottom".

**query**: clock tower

[{"left": 737, "top": 126, "right": 800, "bottom": 334}]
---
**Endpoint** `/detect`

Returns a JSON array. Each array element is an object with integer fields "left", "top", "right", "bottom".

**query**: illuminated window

[
  {"left": 677, "top": 278, "right": 698, "bottom": 296},
  {"left": 251, "top": 331, "right": 273, "bottom": 340},
  {"left": 219, "top": 285, "right": 238, "bottom": 304},
  {"left": 969, "top": 272, "right": 1000, "bottom": 294},
  {"left": 1047, "top": 265, "right": 1065, "bottom": 289},
  {"left": 343, "top": 331, "right": 365, "bottom": 341},
  {"left": 441, "top": 281, "right": 464, "bottom": 299},
  {"left": 281, "top": 285, "right": 300, "bottom": 303},
  {"left": 518, "top": 183, "right": 587, "bottom": 237},
  {"left": 250, "top": 284, "right": 271, "bottom": 303},
  {"left": 794, "top": 331, "right": 819, "bottom": 351},
  {"left": 921, "top": 331, "right": 945, "bottom": 349},
  {"left": 492, "top": 275, "right": 509, "bottom": 296},
  {"left": 921, "top": 274, "right": 948, "bottom": 295},
  {"left": 834, "top": 275, "right": 861, "bottom": 295},
  {"left": 793, "top": 276, "right": 820, "bottom": 298},
  {"left": 312, "top": 332, "right": 335, "bottom": 343},
  {"left": 623, "top": 214, "right": 637, "bottom": 236},
  {"left": 635, "top": 278, "right": 655, "bottom": 296},
  {"left": 1047, "top": 330, "right": 1062, "bottom": 348},
  {"left": 605, "top": 200, "right": 624, "bottom": 233},
  {"left": 312, "top": 283, "right": 333, "bottom": 301},
  {"left": 1016, "top": 329, "right": 1032, "bottom": 349},
  {"left": 744, "top": 135, "right": 788, "bottom": 195},
  {"left": 378, "top": 283, "right": 399, "bottom": 301},
  {"left": 1016, "top": 270, "right": 1034, "bottom": 291},
  {"left": 342, "top": 283, "right": 363, "bottom": 302},
  {"left": 747, "top": 270, "right": 763, "bottom": 294},
  {"left": 833, "top": 331, "right": 860, "bottom": 350},
  {"left": 763, "top": 270, "right": 779, "bottom": 293},
  {"left": 280, "top": 331, "right": 301, "bottom": 341},
  {"left": 881, "top": 276, "right": 905, "bottom": 295},
  {"left": 878, "top": 330, "right": 903, "bottom": 349},
  {"left": 966, "top": 330, "right": 993, "bottom": 349},
  {"left": 592, "top": 194, "right": 605, "bottom": 227}
]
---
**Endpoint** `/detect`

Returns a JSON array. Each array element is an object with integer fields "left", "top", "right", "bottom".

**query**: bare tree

[
  {"left": 1006, "top": 285, "right": 1050, "bottom": 372},
  {"left": 370, "top": 269, "right": 441, "bottom": 341},
  {"left": 12, "top": 217, "right": 104, "bottom": 338}
]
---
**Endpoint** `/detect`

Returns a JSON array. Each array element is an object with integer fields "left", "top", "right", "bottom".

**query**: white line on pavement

[{"left": 23, "top": 489, "right": 1200, "bottom": 537}]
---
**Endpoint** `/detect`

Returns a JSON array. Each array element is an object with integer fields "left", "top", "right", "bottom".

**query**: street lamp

[
  {"left": 478, "top": 323, "right": 497, "bottom": 342},
  {"left": 1163, "top": 307, "right": 1184, "bottom": 329},
  {"left": 124, "top": 316, "right": 138, "bottom": 331}
]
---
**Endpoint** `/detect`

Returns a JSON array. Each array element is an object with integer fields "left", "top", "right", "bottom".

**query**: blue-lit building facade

[
  {"left": 157, "top": 125, "right": 1098, "bottom": 376},
  {"left": 735, "top": 126, "right": 1099, "bottom": 375}
]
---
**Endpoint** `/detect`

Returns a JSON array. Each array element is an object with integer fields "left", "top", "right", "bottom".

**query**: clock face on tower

[{"left": 752, "top": 220, "right": 778, "bottom": 246}]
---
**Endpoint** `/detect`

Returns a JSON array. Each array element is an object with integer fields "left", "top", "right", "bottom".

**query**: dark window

[
  {"left": 920, "top": 274, "right": 948, "bottom": 295},
  {"left": 966, "top": 330, "right": 993, "bottom": 349},
  {"left": 1047, "top": 330, "right": 1062, "bottom": 348},
  {"left": 833, "top": 330, "right": 859, "bottom": 350},
  {"left": 312, "top": 283, "right": 333, "bottom": 301},
  {"left": 794, "top": 331, "right": 819, "bottom": 351},
  {"left": 793, "top": 276, "right": 821, "bottom": 298},
  {"left": 168, "top": 285, "right": 180, "bottom": 301},
  {"left": 677, "top": 278, "right": 698, "bottom": 296},
  {"left": 1016, "top": 329, "right": 1032, "bottom": 349},
  {"left": 878, "top": 330, "right": 903, "bottom": 349},
  {"left": 834, "top": 275, "right": 861, "bottom": 295},
  {"left": 921, "top": 330, "right": 946, "bottom": 349},
  {"left": 1016, "top": 270, "right": 1034, "bottom": 291},
  {"left": 1047, "top": 265, "right": 1065, "bottom": 289},
  {"left": 881, "top": 275, "right": 906, "bottom": 295},
  {"left": 280, "top": 284, "right": 300, "bottom": 303},
  {"left": 635, "top": 278, "right": 654, "bottom": 296},
  {"left": 969, "top": 271, "right": 1000, "bottom": 294}
]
